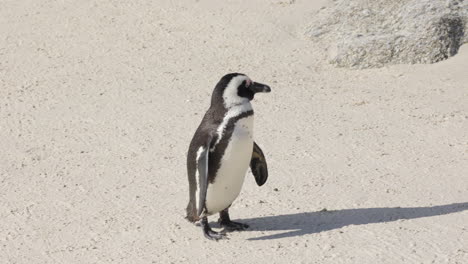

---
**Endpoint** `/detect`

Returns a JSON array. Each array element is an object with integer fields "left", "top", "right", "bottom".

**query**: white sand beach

[{"left": 1, "top": 0, "right": 467, "bottom": 263}]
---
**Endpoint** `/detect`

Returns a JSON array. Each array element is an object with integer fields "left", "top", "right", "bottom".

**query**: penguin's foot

[
  {"left": 201, "top": 217, "right": 227, "bottom": 241},
  {"left": 203, "top": 228, "right": 227, "bottom": 241},
  {"left": 219, "top": 219, "right": 249, "bottom": 232},
  {"left": 218, "top": 208, "right": 249, "bottom": 232}
]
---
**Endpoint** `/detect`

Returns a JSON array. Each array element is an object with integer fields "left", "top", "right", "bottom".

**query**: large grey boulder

[{"left": 306, "top": 0, "right": 468, "bottom": 68}]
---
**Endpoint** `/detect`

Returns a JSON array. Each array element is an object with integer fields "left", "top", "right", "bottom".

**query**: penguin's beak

[{"left": 249, "top": 82, "right": 271, "bottom": 93}]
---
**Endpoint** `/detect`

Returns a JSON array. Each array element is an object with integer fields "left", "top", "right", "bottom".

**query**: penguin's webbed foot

[
  {"left": 204, "top": 228, "right": 227, "bottom": 241},
  {"left": 218, "top": 208, "right": 249, "bottom": 232},
  {"left": 219, "top": 219, "right": 249, "bottom": 232},
  {"left": 201, "top": 217, "right": 227, "bottom": 241}
]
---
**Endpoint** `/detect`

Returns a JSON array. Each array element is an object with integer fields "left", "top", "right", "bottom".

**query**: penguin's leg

[
  {"left": 201, "top": 217, "right": 227, "bottom": 240},
  {"left": 218, "top": 207, "right": 249, "bottom": 231}
]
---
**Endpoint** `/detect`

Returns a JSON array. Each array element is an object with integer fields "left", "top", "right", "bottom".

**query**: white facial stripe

[{"left": 222, "top": 75, "right": 250, "bottom": 108}]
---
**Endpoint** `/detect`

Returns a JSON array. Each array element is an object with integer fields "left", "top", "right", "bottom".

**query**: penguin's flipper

[
  {"left": 196, "top": 142, "right": 211, "bottom": 217},
  {"left": 250, "top": 142, "right": 268, "bottom": 186}
]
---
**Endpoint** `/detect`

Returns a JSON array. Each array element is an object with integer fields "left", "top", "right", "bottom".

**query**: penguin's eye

[{"left": 245, "top": 79, "right": 251, "bottom": 87}]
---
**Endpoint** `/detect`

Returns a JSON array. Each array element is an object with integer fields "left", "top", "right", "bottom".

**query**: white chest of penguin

[{"left": 205, "top": 115, "right": 254, "bottom": 214}]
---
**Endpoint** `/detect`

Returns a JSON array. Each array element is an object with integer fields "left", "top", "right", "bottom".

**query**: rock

[{"left": 306, "top": 0, "right": 468, "bottom": 68}]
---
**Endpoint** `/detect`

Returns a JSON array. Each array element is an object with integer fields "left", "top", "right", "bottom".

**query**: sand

[{"left": 1, "top": 0, "right": 467, "bottom": 263}]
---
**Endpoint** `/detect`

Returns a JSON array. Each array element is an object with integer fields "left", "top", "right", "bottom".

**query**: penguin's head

[{"left": 212, "top": 73, "right": 271, "bottom": 108}]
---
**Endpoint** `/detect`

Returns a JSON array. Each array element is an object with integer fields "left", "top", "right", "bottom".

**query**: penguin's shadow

[{"left": 241, "top": 202, "right": 468, "bottom": 240}]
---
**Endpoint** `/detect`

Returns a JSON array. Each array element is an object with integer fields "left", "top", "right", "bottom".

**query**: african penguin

[{"left": 186, "top": 73, "right": 271, "bottom": 240}]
